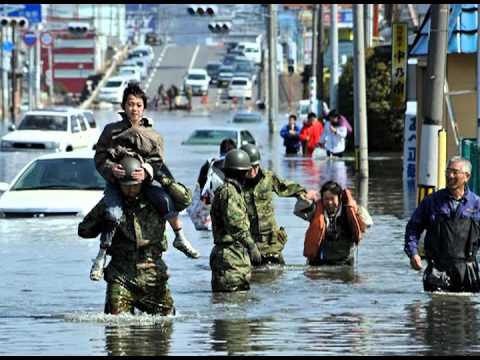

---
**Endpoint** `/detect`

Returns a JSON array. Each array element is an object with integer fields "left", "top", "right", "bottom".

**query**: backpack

[{"left": 201, "top": 158, "right": 225, "bottom": 204}]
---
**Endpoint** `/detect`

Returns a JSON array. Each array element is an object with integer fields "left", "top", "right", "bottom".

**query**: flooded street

[{"left": 1, "top": 108, "right": 480, "bottom": 356}]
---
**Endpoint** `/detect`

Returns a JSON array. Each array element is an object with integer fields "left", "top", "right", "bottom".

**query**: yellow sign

[{"left": 392, "top": 22, "right": 408, "bottom": 111}]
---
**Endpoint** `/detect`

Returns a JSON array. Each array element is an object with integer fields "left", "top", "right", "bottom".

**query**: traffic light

[
  {"left": 208, "top": 22, "right": 231, "bottom": 33},
  {"left": 187, "top": 5, "right": 217, "bottom": 16},
  {"left": 0, "top": 16, "right": 29, "bottom": 29},
  {"left": 67, "top": 22, "right": 90, "bottom": 36}
]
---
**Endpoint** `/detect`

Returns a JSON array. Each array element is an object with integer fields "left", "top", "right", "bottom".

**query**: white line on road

[
  {"left": 145, "top": 44, "right": 170, "bottom": 92},
  {"left": 188, "top": 45, "right": 200, "bottom": 71}
]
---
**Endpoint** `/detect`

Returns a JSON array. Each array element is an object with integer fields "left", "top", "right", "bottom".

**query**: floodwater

[{"left": 1, "top": 108, "right": 479, "bottom": 356}]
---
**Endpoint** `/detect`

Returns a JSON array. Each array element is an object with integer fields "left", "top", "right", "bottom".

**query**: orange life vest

[{"left": 303, "top": 188, "right": 365, "bottom": 261}]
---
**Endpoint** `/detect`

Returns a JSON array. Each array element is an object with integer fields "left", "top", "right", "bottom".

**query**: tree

[{"left": 337, "top": 46, "right": 404, "bottom": 151}]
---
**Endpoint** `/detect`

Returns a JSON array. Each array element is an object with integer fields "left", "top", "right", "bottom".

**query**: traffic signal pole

[
  {"left": 11, "top": 23, "right": 16, "bottom": 125},
  {"left": 417, "top": 4, "right": 449, "bottom": 203}
]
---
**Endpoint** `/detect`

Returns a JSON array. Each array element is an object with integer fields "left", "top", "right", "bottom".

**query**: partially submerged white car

[
  {"left": 0, "top": 150, "right": 105, "bottom": 218},
  {"left": 1, "top": 108, "right": 98, "bottom": 152}
]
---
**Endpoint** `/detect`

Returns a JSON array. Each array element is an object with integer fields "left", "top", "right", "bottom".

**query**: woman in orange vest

[{"left": 296, "top": 181, "right": 373, "bottom": 266}]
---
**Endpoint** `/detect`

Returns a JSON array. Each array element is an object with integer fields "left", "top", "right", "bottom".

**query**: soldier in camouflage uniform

[
  {"left": 240, "top": 144, "right": 317, "bottom": 265},
  {"left": 78, "top": 156, "right": 175, "bottom": 315},
  {"left": 210, "top": 149, "right": 262, "bottom": 292}
]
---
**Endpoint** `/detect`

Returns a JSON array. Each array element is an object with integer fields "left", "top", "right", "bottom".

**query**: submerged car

[
  {"left": 182, "top": 127, "right": 256, "bottom": 147},
  {"left": 1, "top": 108, "right": 97, "bottom": 152},
  {"left": 0, "top": 151, "right": 105, "bottom": 218},
  {"left": 232, "top": 111, "right": 263, "bottom": 123}
]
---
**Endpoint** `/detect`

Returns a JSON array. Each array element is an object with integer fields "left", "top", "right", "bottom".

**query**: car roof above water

[{"left": 33, "top": 150, "right": 95, "bottom": 161}]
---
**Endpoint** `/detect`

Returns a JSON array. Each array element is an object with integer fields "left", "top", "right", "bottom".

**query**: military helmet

[
  {"left": 119, "top": 156, "right": 142, "bottom": 185},
  {"left": 240, "top": 144, "right": 261, "bottom": 165},
  {"left": 223, "top": 149, "right": 252, "bottom": 171}
]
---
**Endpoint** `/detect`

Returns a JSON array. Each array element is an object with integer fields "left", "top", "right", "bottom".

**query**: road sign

[
  {"left": 2, "top": 40, "right": 13, "bottom": 52},
  {"left": 40, "top": 31, "right": 52, "bottom": 46},
  {"left": 0, "top": 4, "right": 42, "bottom": 24},
  {"left": 22, "top": 31, "right": 36, "bottom": 47}
]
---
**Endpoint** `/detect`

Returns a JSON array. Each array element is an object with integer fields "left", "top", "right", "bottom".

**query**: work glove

[{"left": 248, "top": 243, "right": 262, "bottom": 266}]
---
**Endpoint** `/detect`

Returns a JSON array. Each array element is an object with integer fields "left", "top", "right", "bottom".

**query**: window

[
  {"left": 83, "top": 112, "right": 96, "bottom": 128},
  {"left": 241, "top": 131, "right": 255, "bottom": 144},
  {"left": 12, "top": 158, "right": 105, "bottom": 190},
  {"left": 188, "top": 74, "right": 207, "bottom": 81},
  {"left": 18, "top": 115, "right": 68, "bottom": 131},
  {"left": 71, "top": 115, "right": 81, "bottom": 133},
  {"left": 78, "top": 115, "right": 87, "bottom": 131}
]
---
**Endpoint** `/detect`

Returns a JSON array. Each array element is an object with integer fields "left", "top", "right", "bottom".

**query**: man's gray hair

[{"left": 448, "top": 155, "right": 472, "bottom": 174}]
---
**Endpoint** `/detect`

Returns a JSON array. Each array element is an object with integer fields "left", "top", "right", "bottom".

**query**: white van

[
  {"left": 240, "top": 42, "right": 261, "bottom": 65},
  {"left": 183, "top": 69, "right": 210, "bottom": 96}
]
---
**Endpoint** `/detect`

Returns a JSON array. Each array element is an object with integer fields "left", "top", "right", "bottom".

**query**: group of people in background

[{"left": 280, "top": 109, "right": 352, "bottom": 158}]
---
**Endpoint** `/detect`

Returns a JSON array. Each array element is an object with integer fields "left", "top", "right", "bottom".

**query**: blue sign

[
  {"left": 0, "top": 4, "right": 42, "bottom": 24},
  {"left": 23, "top": 31, "right": 36, "bottom": 47},
  {"left": 3, "top": 41, "right": 13, "bottom": 52},
  {"left": 126, "top": 4, "right": 158, "bottom": 32}
]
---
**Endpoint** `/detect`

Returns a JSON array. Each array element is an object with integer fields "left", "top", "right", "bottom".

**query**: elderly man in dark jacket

[{"left": 405, "top": 156, "right": 480, "bottom": 292}]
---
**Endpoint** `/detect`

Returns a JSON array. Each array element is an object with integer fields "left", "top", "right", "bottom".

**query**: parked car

[
  {"left": 206, "top": 61, "right": 222, "bottom": 84},
  {"left": 117, "top": 66, "right": 142, "bottom": 83},
  {"left": 145, "top": 32, "right": 162, "bottom": 46},
  {"left": 97, "top": 76, "right": 130, "bottom": 104},
  {"left": 182, "top": 127, "right": 256, "bottom": 147},
  {"left": 223, "top": 54, "right": 236, "bottom": 66},
  {"left": 1, "top": 108, "right": 97, "bottom": 152},
  {"left": 123, "top": 58, "right": 149, "bottom": 78},
  {"left": 228, "top": 77, "right": 253, "bottom": 100},
  {"left": 241, "top": 42, "right": 262, "bottom": 65},
  {"left": 232, "top": 111, "right": 263, "bottom": 123},
  {"left": 234, "top": 62, "right": 257, "bottom": 83},
  {"left": 183, "top": 68, "right": 210, "bottom": 96},
  {"left": 217, "top": 65, "right": 235, "bottom": 88},
  {"left": 128, "top": 45, "right": 154, "bottom": 65},
  {"left": 0, "top": 150, "right": 105, "bottom": 218}
]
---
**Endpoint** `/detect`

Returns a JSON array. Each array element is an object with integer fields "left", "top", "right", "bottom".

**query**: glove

[{"left": 248, "top": 243, "right": 262, "bottom": 265}]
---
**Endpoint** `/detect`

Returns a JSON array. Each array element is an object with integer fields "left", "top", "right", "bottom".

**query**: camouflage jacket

[
  {"left": 78, "top": 194, "right": 168, "bottom": 276},
  {"left": 94, "top": 112, "right": 165, "bottom": 183},
  {"left": 210, "top": 178, "right": 256, "bottom": 249},
  {"left": 243, "top": 168, "right": 306, "bottom": 238}
]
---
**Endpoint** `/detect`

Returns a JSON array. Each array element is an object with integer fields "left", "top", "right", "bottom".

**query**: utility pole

[
  {"left": 418, "top": 4, "right": 449, "bottom": 203},
  {"left": 316, "top": 4, "right": 324, "bottom": 107},
  {"left": 310, "top": 4, "right": 318, "bottom": 112},
  {"left": 330, "top": 4, "right": 338, "bottom": 110},
  {"left": 11, "top": 24, "right": 16, "bottom": 125},
  {"left": 353, "top": 4, "right": 368, "bottom": 178},
  {"left": 477, "top": 4, "right": 480, "bottom": 145},
  {"left": 267, "top": 4, "right": 278, "bottom": 134},
  {"left": 1, "top": 26, "right": 5, "bottom": 123},
  {"left": 364, "top": 4, "right": 373, "bottom": 48},
  {"left": 35, "top": 23, "right": 42, "bottom": 108}
]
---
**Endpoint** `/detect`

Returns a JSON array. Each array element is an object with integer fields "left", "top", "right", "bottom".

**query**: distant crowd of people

[{"left": 280, "top": 108, "right": 352, "bottom": 158}]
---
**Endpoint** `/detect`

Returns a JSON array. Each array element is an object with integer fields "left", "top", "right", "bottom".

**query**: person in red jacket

[{"left": 299, "top": 112, "right": 324, "bottom": 157}]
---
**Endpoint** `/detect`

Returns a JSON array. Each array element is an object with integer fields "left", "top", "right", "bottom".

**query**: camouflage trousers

[
  {"left": 255, "top": 227, "right": 288, "bottom": 262},
  {"left": 104, "top": 260, "right": 175, "bottom": 316},
  {"left": 209, "top": 242, "right": 252, "bottom": 292}
]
